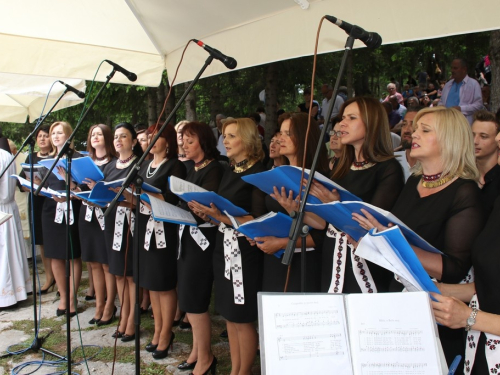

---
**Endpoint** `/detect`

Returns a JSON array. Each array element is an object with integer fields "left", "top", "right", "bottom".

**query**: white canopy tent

[
  {"left": 0, "top": 0, "right": 499, "bottom": 87},
  {"left": 0, "top": 74, "right": 86, "bottom": 123}
]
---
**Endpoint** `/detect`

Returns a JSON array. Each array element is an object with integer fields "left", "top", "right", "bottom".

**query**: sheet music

[
  {"left": 169, "top": 175, "right": 208, "bottom": 194},
  {"left": 346, "top": 292, "right": 441, "bottom": 375},
  {"left": 259, "top": 293, "right": 353, "bottom": 374},
  {"left": 142, "top": 193, "right": 197, "bottom": 225}
]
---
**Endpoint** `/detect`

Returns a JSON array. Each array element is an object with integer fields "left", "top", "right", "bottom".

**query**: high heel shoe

[
  {"left": 173, "top": 312, "right": 185, "bottom": 327},
  {"left": 40, "top": 280, "right": 56, "bottom": 294},
  {"left": 97, "top": 306, "right": 117, "bottom": 326},
  {"left": 88, "top": 317, "right": 101, "bottom": 325},
  {"left": 145, "top": 342, "right": 158, "bottom": 352},
  {"left": 121, "top": 333, "right": 136, "bottom": 342},
  {"left": 111, "top": 330, "right": 124, "bottom": 339},
  {"left": 189, "top": 356, "right": 217, "bottom": 375},
  {"left": 178, "top": 360, "right": 197, "bottom": 370},
  {"left": 152, "top": 332, "right": 175, "bottom": 360}
]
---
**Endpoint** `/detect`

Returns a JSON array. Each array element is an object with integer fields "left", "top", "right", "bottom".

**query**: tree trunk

[
  {"left": 490, "top": 30, "right": 500, "bottom": 113},
  {"left": 264, "top": 62, "right": 279, "bottom": 145},
  {"left": 147, "top": 87, "right": 157, "bottom": 125},
  {"left": 347, "top": 49, "right": 353, "bottom": 98},
  {"left": 156, "top": 79, "right": 166, "bottom": 124},
  {"left": 164, "top": 77, "right": 176, "bottom": 125},
  {"left": 210, "top": 76, "right": 223, "bottom": 123},
  {"left": 184, "top": 82, "right": 197, "bottom": 121}
]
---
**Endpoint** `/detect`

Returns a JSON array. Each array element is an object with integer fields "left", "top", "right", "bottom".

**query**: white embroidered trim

[
  {"left": 84, "top": 204, "right": 105, "bottom": 230},
  {"left": 177, "top": 224, "right": 210, "bottom": 259},
  {"left": 112, "top": 207, "right": 134, "bottom": 251},
  {"left": 140, "top": 203, "right": 166, "bottom": 251},
  {"left": 55, "top": 201, "right": 74, "bottom": 225},
  {"left": 219, "top": 223, "right": 245, "bottom": 305}
]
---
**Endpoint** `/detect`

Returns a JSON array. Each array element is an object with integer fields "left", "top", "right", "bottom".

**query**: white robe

[{"left": 0, "top": 149, "right": 31, "bottom": 307}]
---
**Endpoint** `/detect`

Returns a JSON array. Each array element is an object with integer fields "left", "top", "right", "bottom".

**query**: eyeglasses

[{"left": 329, "top": 130, "right": 342, "bottom": 137}]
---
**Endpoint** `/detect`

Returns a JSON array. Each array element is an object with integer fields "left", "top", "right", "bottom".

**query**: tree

[{"left": 490, "top": 30, "right": 500, "bottom": 113}]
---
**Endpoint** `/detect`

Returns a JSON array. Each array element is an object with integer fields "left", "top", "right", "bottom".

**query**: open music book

[
  {"left": 169, "top": 176, "right": 248, "bottom": 217},
  {"left": 38, "top": 156, "right": 104, "bottom": 185},
  {"left": 140, "top": 193, "right": 197, "bottom": 226},
  {"left": 10, "top": 175, "right": 66, "bottom": 199},
  {"left": 241, "top": 165, "right": 362, "bottom": 204},
  {"left": 258, "top": 292, "right": 446, "bottom": 374},
  {"left": 20, "top": 163, "right": 45, "bottom": 180}
]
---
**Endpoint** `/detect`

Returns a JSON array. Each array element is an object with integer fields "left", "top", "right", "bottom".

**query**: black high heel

[
  {"left": 97, "top": 306, "right": 117, "bottom": 326},
  {"left": 145, "top": 342, "right": 158, "bottom": 352},
  {"left": 41, "top": 280, "right": 56, "bottom": 294},
  {"left": 173, "top": 312, "right": 185, "bottom": 327},
  {"left": 178, "top": 360, "right": 197, "bottom": 370},
  {"left": 189, "top": 356, "right": 217, "bottom": 375},
  {"left": 152, "top": 332, "right": 175, "bottom": 360},
  {"left": 88, "top": 317, "right": 101, "bottom": 325}
]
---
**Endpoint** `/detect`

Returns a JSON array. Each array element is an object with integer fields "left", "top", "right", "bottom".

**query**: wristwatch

[{"left": 465, "top": 308, "right": 478, "bottom": 331}]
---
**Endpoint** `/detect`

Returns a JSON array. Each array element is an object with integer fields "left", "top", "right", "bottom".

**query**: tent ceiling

[{"left": 0, "top": 0, "right": 499, "bottom": 87}]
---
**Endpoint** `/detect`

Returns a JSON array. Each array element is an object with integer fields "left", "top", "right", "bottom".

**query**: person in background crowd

[
  {"left": 382, "top": 83, "right": 404, "bottom": 105},
  {"left": 267, "top": 130, "right": 288, "bottom": 170},
  {"left": 296, "top": 87, "right": 319, "bottom": 120}
]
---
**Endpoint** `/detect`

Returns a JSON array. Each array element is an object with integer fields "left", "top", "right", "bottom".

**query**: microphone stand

[
  {"left": 105, "top": 54, "right": 214, "bottom": 374},
  {"left": 281, "top": 34, "right": 355, "bottom": 292},
  {"left": 34, "top": 68, "right": 118, "bottom": 374},
  {"left": 0, "top": 89, "right": 77, "bottom": 362}
]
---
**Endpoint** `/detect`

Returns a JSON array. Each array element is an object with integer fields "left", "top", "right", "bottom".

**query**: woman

[
  {"left": 175, "top": 120, "right": 193, "bottom": 170},
  {"left": 307, "top": 97, "right": 404, "bottom": 294},
  {"left": 190, "top": 118, "right": 267, "bottom": 375},
  {"left": 137, "top": 129, "right": 149, "bottom": 153},
  {"left": 176, "top": 122, "right": 223, "bottom": 375},
  {"left": 134, "top": 124, "right": 186, "bottom": 359},
  {"left": 328, "top": 122, "right": 342, "bottom": 171},
  {"left": 352, "top": 106, "right": 484, "bottom": 370},
  {"left": 0, "top": 135, "right": 32, "bottom": 307},
  {"left": 20, "top": 125, "right": 55, "bottom": 293},
  {"left": 267, "top": 130, "right": 287, "bottom": 170},
  {"left": 102, "top": 122, "right": 143, "bottom": 340},
  {"left": 41, "top": 121, "right": 83, "bottom": 316},
  {"left": 255, "top": 112, "right": 329, "bottom": 293},
  {"left": 296, "top": 87, "right": 319, "bottom": 120},
  {"left": 78, "top": 124, "right": 117, "bottom": 325}
]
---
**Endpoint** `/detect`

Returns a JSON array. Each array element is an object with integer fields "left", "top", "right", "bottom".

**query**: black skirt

[
  {"left": 79, "top": 204, "right": 108, "bottom": 264},
  {"left": 177, "top": 226, "right": 217, "bottom": 313},
  {"left": 104, "top": 206, "right": 133, "bottom": 276}
]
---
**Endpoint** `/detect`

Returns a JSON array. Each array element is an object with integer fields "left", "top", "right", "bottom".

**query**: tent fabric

[
  {"left": 1, "top": 0, "right": 499, "bottom": 87},
  {"left": 0, "top": 74, "right": 86, "bottom": 123}
]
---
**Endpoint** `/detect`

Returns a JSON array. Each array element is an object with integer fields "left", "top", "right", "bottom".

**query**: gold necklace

[
  {"left": 233, "top": 159, "right": 256, "bottom": 173},
  {"left": 194, "top": 159, "right": 212, "bottom": 172},
  {"left": 421, "top": 173, "right": 455, "bottom": 188},
  {"left": 350, "top": 161, "right": 375, "bottom": 171}
]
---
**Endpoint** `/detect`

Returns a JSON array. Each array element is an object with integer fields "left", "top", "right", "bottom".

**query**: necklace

[
  {"left": 351, "top": 160, "right": 375, "bottom": 170},
  {"left": 95, "top": 155, "right": 107, "bottom": 162},
  {"left": 116, "top": 154, "right": 137, "bottom": 169},
  {"left": 178, "top": 153, "right": 186, "bottom": 158},
  {"left": 39, "top": 151, "right": 49, "bottom": 157},
  {"left": 421, "top": 172, "right": 455, "bottom": 188},
  {"left": 146, "top": 158, "right": 167, "bottom": 179},
  {"left": 118, "top": 154, "right": 135, "bottom": 164},
  {"left": 194, "top": 159, "right": 211, "bottom": 172},
  {"left": 233, "top": 159, "right": 255, "bottom": 173}
]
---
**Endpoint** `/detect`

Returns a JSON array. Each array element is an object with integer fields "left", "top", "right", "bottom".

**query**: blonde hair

[
  {"left": 175, "top": 120, "right": 189, "bottom": 132},
  {"left": 49, "top": 121, "right": 74, "bottom": 149},
  {"left": 411, "top": 107, "right": 479, "bottom": 181},
  {"left": 222, "top": 118, "right": 265, "bottom": 162}
]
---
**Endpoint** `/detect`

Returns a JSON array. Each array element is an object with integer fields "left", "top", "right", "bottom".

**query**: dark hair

[
  {"left": 147, "top": 124, "right": 177, "bottom": 159},
  {"left": 279, "top": 112, "right": 328, "bottom": 171},
  {"left": 256, "top": 107, "right": 265, "bottom": 113},
  {"left": 133, "top": 123, "right": 148, "bottom": 132},
  {"left": 114, "top": 122, "right": 144, "bottom": 158},
  {"left": 180, "top": 122, "right": 220, "bottom": 160},
  {"left": 473, "top": 110, "right": 500, "bottom": 133},
  {"left": 86, "top": 124, "right": 115, "bottom": 161},
  {"left": 332, "top": 97, "right": 394, "bottom": 180},
  {"left": 247, "top": 113, "right": 261, "bottom": 124},
  {"left": 453, "top": 58, "right": 467, "bottom": 68},
  {"left": 35, "top": 124, "right": 51, "bottom": 138},
  {"left": 406, "top": 106, "right": 423, "bottom": 114}
]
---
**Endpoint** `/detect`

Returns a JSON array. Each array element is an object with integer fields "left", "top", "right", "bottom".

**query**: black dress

[
  {"left": 321, "top": 158, "right": 404, "bottom": 293},
  {"left": 20, "top": 153, "right": 50, "bottom": 245},
  {"left": 136, "top": 159, "right": 186, "bottom": 291},
  {"left": 213, "top": 162, "right": 267, "bottom": 323},
  {"left": 102, "top": 159, "right": 137, "bottom": 276},
  {"left": 177, "top": 160, "right": 224, "bottom": 313},
  {"left": 261, "top": 194, "right": 325, "bottom": 293},
  {"left": 79, "top": 157, "right": 115, "bottom": 264},
  {"left": 469, "top": 195, "right": 500, "bottom": 375},
  {"left": 391, "top": 176, "right": 484, "bottom": 370},
  {"left": 41, "top": 153, "right": 83, "bottom": 260}
]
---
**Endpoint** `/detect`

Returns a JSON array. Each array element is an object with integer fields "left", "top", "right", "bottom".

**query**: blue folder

[{"left": 38, "top": 156, "right": 104, "bottom": 185}]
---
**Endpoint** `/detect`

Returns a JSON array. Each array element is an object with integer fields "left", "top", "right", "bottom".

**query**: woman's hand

[
  {"left": 245, "top": 236, "right": 257, "bottom": 246},
  {"left": 188, "top": 201, "right": 221, "bottom": 223},
  {"left": 52, "top": 195, "right": 67, "bottom": 203},
  {"left": 308, "top": 179, "right": 340, "bottom": 203},
  {"left": 352, "top": 208, "right": 390, "bottom": 232},
  {"left": 83, "top": 178, "right": 97, "bottom": 190},
  {"left": 271, "top": 186, "right": 299, "bottom": 214},
  {"left": 430, "top": 292, "right": 471, "bottom": 329},
  {"left": 56, "top": 166, "right": 68, "bottom": 181},
  {"left": 254, "top": 236, "right": 287, "bottom": 255}
]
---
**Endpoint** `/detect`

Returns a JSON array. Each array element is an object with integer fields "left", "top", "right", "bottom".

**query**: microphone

[
  {"left": 104, "top": 60, "right": 138, "bottom": 82},
  {"left": 58, "top": 81, "right": 85, "bottom": 99},
  {"left": 325, "top": 16, "right": 382, "bottom": 49},
  {"left": 193, "top": 40, "right": 237, "bottom": 70}
]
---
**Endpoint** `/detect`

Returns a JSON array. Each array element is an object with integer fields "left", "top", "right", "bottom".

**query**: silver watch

[{"left": 465, "top": 308, "right": 478, "bottom": 331}]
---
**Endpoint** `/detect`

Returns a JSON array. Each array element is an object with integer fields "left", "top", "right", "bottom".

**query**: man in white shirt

[{"left": 319, "top": 84, "right": 344, "bottom": 132}]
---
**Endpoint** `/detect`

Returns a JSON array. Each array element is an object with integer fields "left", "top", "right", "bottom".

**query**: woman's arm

[
  {"left": 436, "top": 282, "right": 476, "bottom": 303},
  {"left": 254, "top": 234, "right": 315, "bottom": 255}
]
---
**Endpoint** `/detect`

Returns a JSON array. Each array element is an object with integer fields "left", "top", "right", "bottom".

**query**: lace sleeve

[
  {"left": 440, "top": 182, "right": 485, "bottom": 283},
  {"left": 370, "top": 159, "right": 405, "bottom": 210}
]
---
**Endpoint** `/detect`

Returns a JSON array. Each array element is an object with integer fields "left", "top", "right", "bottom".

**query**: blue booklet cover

[
  {"left": 363, "top": 227, "right": 441, "bottom": 294},
  {"left": 88, "top": 178, "right": 161, "bottom": 203},
  {"left": 169, "top": 176, "right": 248, "bottom": 217},
  {"left": 241, "top": 165, "right": 361, "bottom": 204},
  {"left": 38, "top": 156, "right": 104, "bottom": 185},
  {"left": 10, "top": 174, "right": 65, "bottom": 199},
  {"left": 306, "top": 200, "right": 441, "bottom": 254}
]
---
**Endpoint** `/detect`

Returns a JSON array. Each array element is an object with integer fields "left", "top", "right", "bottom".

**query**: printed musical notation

[
  {"left": 274, "top": 309, "right": 340, "bottom": 329},
  {"left": 358, "top": 329, "right": 425, "bottom": 353},
  {"left": 360, "top": 361, "right": 429, "bottom": 375},
  {"left": 277, "top": 333, "right": 346, "bottom": 361}
]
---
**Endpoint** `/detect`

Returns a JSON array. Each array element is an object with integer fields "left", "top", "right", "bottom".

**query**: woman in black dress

[
  {"left": 134, "top": 124, "right": 186, "bottom": 359},
  {"left": 190, "top": 118, "right": 266, "bottom": 375},
  {"left": 20, "top": 124, "right": 55, "bottom": 292},
  {"left": 255, "top": 112, "right": 329, "bottom": 293},
  {"left": 176, "top": 122, "right": 223, "bottom": 375},
  {"left": 352, "top": 107, "right": 484, "bottom": 371},
  {"left": 102, "top": 122, "right": 143, "bottom": 341},
  {"left": 42, "top": 121, "right": 83, "bottom": 316},
  {"left": 307, "top": 97, "right": 404, "bottom": 294},
  {"left": 78, "top": 124, "right": 117, "bottom": 325}
]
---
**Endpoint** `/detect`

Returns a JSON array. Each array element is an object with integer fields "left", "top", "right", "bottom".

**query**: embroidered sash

[{"left": 219, "top": 223, "right": 245, "bottom": 305}]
